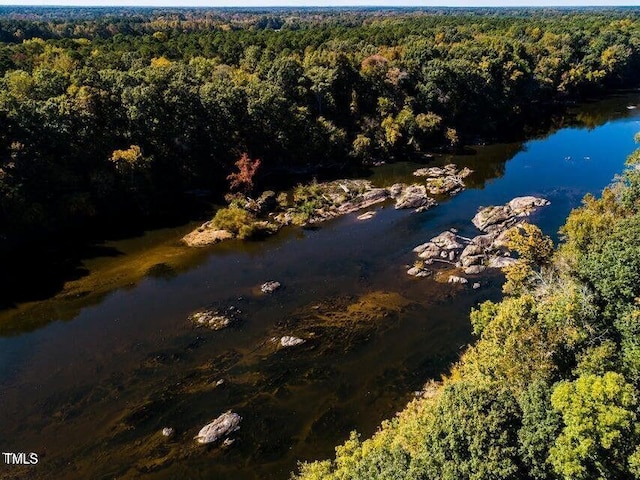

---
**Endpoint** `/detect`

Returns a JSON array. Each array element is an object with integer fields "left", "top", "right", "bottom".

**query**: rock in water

[
  {"left": 357, "top": 211, "right": 377, "bottom": 221},
  {"left": 189, "top": 305, "right": 240, "bottom": 330},
  {"left": 430, "top": 231, "right": 464, "bottom": 250},
  {"left": 393, "top": 184, "right": 437, "bottom": 210},
  {"left": 189, "top": 311, "right": 232, "bottom": 330},
  {"left": 464, "top": 265, "right": 486, "bottom": 275},
  {"left": 448, "top": 275, "right": 468, "bottom": 284},
  {"left": 507, "top": 196, "right": 551, "bottom": 216},
  {"left": 194, "top": 412, "right": 242, "bottom": 445},
  {"left": 261, "top": 281, "right": 281, "bottom": 294},
  {"left": 407, "top": 266, "right": 431, "bottom": 277},
  {"left": 472, "top": 196, "right": 550, "bottom": 233},
  {"left": 471, "top": 205, "right": 514, "bottom": 232},
  {"left": 280, "top": 336, "right": 306, "bottom": 347}
]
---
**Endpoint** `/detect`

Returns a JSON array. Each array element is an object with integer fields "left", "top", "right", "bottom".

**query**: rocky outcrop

[
  {"left": 408, "top": 196, "right": 550, "bottom": 280},
  {"left": 392, "top": 184, "right": 437, "bottom": 211},
  {"left": 413, "top": 164, "right": 474, "bottom": 196},
  {"left": 336, "top": 186, "right": 390, "bottom": 215},
  {"left": 472, "top": 196, "right": 550, "bottom": 233},
  {"left": 194, "top": 412, "right": 242, "bottom": 445},
  {"left": 487, "top": 256, "right": 518, "bottom": 268},
  {"left": 183, "top": 175, "right": 443, "bottom": 247},
  {"left": 413, "top": 231, "right": 465, "bottom": 264}
]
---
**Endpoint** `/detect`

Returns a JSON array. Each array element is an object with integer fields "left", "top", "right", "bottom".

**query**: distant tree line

[{"left": 1, "top": 8, "right": 640, "bottom": 248}]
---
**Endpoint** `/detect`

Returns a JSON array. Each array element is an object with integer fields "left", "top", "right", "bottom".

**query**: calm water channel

[{"left": 1, "top": 93, "right": 640, "bottom": 480}]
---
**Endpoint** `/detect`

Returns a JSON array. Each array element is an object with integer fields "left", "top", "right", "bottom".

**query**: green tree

[{"left": 550, "top": 372, "right": 639, "bottom": 480}]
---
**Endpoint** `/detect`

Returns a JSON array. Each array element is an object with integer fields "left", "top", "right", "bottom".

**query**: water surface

[{"left": 1, "top": 92, "right": 639, "bottom": 480}]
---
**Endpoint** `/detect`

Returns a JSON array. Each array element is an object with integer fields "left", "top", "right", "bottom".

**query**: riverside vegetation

[
  {"left": 1, "top": 8, "right": 640, "bottom": 251},
  {"left": 293, "top": 137, "right": 640, "bottom": 480}
]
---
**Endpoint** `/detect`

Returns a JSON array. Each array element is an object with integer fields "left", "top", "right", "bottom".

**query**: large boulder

[
  {"left": 430, "top": 231, "right": 464, "bottom": 250},
  {"left": 426, "top": 176, "right": 465, "bottom": 195},
  {"left": 460, "top": 244, "right": 484, "bottom": 259},
  {"left": 415, "top": 242, "right": 442, "bottom": 261},
  {"left": 472, "top": 205, "right": 514, "bottom": 232},
  {"left": 394, "top": 184, "right": 436, "bottom": 210},
  {"left": 261, "top": 281, "right": 281, "bottom": 294},
  {"left": 472, "top": 196, "right": 549, "bottom": 233},
  {"left": 195, "top": 412, "right": 242, "bottom": 445},
  {"left": 508, "top": 196, "right": 551, "bottom": 216},
  {"left": 464, "top": 265, "right": 486, "bottom": 275}
]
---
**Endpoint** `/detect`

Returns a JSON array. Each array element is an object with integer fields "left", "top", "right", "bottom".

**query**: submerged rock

[
  {"left": 189, "top": 306, "right": 240, "bottom": 330},
  {"left": 280, "top": 336, "right": 306, "bottom": 348},
  {"left": 261, "top": 281, "right": 282, "bottom": 294},
  {"left": 195, "top": 411, "right": 242, "bottom": 445}
]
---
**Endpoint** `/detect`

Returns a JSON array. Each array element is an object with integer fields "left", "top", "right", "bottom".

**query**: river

[{"left": 1, "top": 92, "right": 639, "bottom": 480}]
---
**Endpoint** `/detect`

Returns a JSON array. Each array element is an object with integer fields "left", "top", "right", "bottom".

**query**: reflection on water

[{"left": 0, "top": 92, "right": 639, "bottom": 480}]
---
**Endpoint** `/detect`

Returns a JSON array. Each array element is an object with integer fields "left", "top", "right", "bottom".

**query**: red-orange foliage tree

[{"left": 227, "top": 153, "right": 261, "bottom": 193}]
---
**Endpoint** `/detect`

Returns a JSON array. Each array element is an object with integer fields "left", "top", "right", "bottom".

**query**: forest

[
  {"left": 294, "top": 138, "right": 640, "bottom": 480},
  {"left": 1, "top": 8, "right": 640, "bottom": 252}
]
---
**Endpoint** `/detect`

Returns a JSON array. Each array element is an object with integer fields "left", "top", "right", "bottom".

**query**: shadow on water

[
  {"left": 1, "top": 90, "right": 637, "bottom": 321},
  {"left": 0, "top": 91, "right": 639, "bottom": 480}
]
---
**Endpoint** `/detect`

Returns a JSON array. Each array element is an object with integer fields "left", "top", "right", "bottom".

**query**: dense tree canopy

[{"left": 1, "top": 7, "right": 640, "bottom": 250}]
